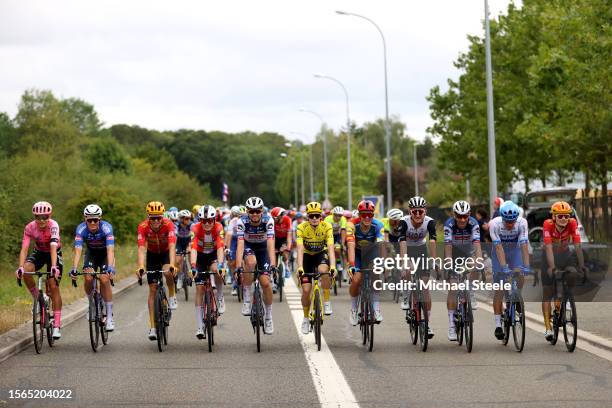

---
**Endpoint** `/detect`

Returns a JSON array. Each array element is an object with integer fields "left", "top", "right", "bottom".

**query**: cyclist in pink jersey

[{"left": 16, "top": 201, "right": 64, "bottom": 339}]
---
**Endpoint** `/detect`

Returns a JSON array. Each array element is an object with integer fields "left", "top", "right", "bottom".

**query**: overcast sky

[{"left": 0, "top": 0, "right": 515, "bottom": 143}]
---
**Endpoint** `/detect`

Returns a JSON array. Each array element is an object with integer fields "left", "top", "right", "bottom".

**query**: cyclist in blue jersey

[
  {"left": 175, "top": 209, "right": 194, "bottom": 290},
  {"left": 346, "top": 200, "right": 385, "bottom": 325},
  {"left": 489, "top": 201, "right": 530, "bottom": 340},
  {"left": 70, "top": 204, "right": 116, "bottom": 331},
  {"left": 443, "top": 200, "right": 483, "bottom": 341}
]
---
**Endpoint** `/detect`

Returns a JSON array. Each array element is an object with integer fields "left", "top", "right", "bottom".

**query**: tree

[{"left": 86, "top": 138, "right": 132, "bottom": 174}]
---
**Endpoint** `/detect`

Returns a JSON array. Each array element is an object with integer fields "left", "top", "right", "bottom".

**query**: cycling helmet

[
  {"left": 245, "top": 196, "right": 264, "bottom": 210},
  {"left": 192, "top": 204, "right": 201, "bottom": 214},
  {"left": 387, "top": 208, "right": 404, "bottom": 220},
  {"left": 178, "top": 209, "right": 191, "bottom": 219},
  {"left": 146, "top": 201, "right": 165, "bottom": 216},
  {"left": 168, "top": 206, "right": 178, "bottom": 213},
  {"left": 332, "top": 206, "right": 344, "bottom": 215},
  {"left": 343, "top": 210, "right": 352, "bottom": 219},
  {"left": 295, "top": 212, "right": 303, "bottom": 218},
  {"left": 551, "top": 201, "right": 572, "bottom": 215},
  {"left": 83, "top": 204, "right": 102, "bottom": 218},
  {"left": 500, "top": 201, "right": 520, "bottom": 222},
  {"left": 32, "top": 201, "right": 52, "bottom": 216},
  {"left": 408, "top": 196, "right": 427, "bottom": 209},
  {"left": 357, "top": 200, "right": 375, "bottom": 213},
  {"left": 239, "top": 205, "right": 247, "bottom": 214},
  {"left": 230, "top": 205, "right": 241, "bottom": 216},
  {"left": 306, "top": 202, "right": 322, "bottom": 214},
  {"left": 452, "top": 200, "right": 471, "bottom": 216},
  {"left": 352, "top": 210, "right": 359, "bottom": 218},
  {"left": 494, "top": 197, "right": 504, "bottom": 207},
  {"left": 168, "top": 210, "right": 179, "bottom": 221},
  {"left": 198, "top": 205, "right": 217, "bottom": 220},
  {"left": 270, "top": 207, "right": 285, "bottom": 218}
]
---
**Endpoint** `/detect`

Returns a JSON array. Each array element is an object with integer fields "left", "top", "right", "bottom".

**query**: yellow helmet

[
  {"left": 551, "top": 201, "right": 572, "bottom": 215},
  {"left": 192, "top": 204, "right": 201, "bottom": 214},
  {"left": 306, "top": 201, "right": 322, "bottom": 214},
  {"left": 146, "top": 201, "right": 165, "bottom": 216}
]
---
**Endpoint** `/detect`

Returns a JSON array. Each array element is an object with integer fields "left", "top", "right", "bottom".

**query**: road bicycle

[
  {"left": 303, "top": 270, "right": 331, "bottom": 351},
  {"left": 275, "top": 250, "right": 286, "bottom": 302},
  {"left": 406, "top": 269, "right": 429, "bottom": 352},
  {"left": 451, "top": 269, "right": 474, "bottom": 353},
  {"left": 549, "top": 268, "right": 578, "bottom": 352},
  {"left": 176, "top": 250, "right": 191, "bottom": 301},
  {"left": 193, "top": 269, "right": 219, "bottom": 352},
  {"left": 501, "top": 272, "right": 526, "bottom": 352},
  {"left": 18, "top": 271, "right": 54, "bottom": 354},
  {"left": 72, "top": 270, "right": 114, "bottom": 352},
  {"left": 357, "top": 268, "right": 376, "bottom": 352},
  {"left": 138, "top": 270, "right": 171, "bottom": 352},
  {"left": 242, "top": 267, "right": 266, "bottom": 352}
]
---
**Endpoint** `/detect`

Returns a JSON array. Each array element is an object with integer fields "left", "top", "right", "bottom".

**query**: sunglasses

[
  {"left": 86, "top": 218, "right": 100, "bottom": 224},
  {"left": 308, "top": 214, "right": 321, "bottom": 219},
  {"left": 556, "top": 214, "right": 571, "bottom": 219},
  {"left": 411, "top": 209, "right": 425, "bottom": 215},
  {"left": 455, "top": 214, "right": 469, "bottom": 220},
  {"left": 202, "top": 218, "right": 215, "bottom": 224},
  {"left": 360, "top": 212, "right": 374, "bottom": 219},
  {"left": 248, "top": 209, "right": 262, "bottom": 215},
  {"left": 149, "top": 216, "right": 163, "bottom": 222},
  {"left": 35, "top": 215, "right": 50, "bottom": 221}
]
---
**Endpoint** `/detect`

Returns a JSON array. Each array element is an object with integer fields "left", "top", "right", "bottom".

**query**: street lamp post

[
  {"left": 299, "top": 108, "right": 328, "bottom": 201},
  {"left": 309, "top": 144, "right": 314, "bottom": 201},
  {"left": 336, "top": 10, "right": 392, "bottom": 211},
  {"left": 484, "top": 0, "right": 498, "bottom": 216},
  {"left": 413, "top": 142, "right": 421, "bottom": 196},
  {"left": 313, "top": 73, "right": 352, "bottom": 210}
]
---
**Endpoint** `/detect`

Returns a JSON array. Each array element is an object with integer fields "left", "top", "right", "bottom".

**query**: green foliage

[
  {"left": 86, "top": 138, "right": 132, "bottom": 174},
  {"left": 0, "top": 112, "right": 16, "bottom": 154},
  {"left": 60, "top": 97, "right": 102, "bottom": 136}
]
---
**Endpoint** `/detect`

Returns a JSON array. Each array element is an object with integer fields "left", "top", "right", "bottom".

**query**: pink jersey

[{"left": 22, "top": 219, "right": 61, "bottom": 252}]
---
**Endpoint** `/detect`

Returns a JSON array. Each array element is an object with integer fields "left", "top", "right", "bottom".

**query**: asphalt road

[{"left": 1, "top": 276, "right": 611, "bottom": 408}]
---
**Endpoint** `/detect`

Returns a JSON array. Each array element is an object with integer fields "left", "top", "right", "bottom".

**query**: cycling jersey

[
  {"left": 346, "top": 219, "right": 384, "bottom": 252},
  {"left": 542, "top": 218, "right": 580, "bottom": 252},
  {"left": 489, "top": 217, "right": 528, "bottom": 245},
  {"left": 22, "top": 219, "right": 61, "bottom": 252},
  {"left": 274, "top": 215, "right": 292, "bottom": 239},
  {"left": 443, "top": 217, "right": 480, "bottom": 246},
  {"left": 397, "top": 216, "right": 436, "bottom": 246},
  {"left": 383, "top": 216, "right": 405, "bottom": 243},
  {"left": 74, "top": 220, "right": 114, "bottom": 250},
  {"left": 137, "top": 218, "right": 177, "bottom": 253},
  {"left": 235, "top": 214, "right": 275, "bottom": 250},
  {"left": 191, "top": 222, "right": 224, "bottom": 254},
  {"left": 296, "top": 221, "right": 334, "bottom": 255},
  {"left": 323, "top": 215, "right": 347, "bottom": 236}
]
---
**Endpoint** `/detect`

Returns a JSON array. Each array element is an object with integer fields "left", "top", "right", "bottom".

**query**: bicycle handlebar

[
  {"left": 17, "top": 271, "right": 52, "bottom": 287},
  {"left": 71, "top": 270, "right": 115, "bottom": 287}
]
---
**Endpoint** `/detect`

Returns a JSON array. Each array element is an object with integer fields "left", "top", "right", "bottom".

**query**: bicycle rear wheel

[
  {"left": 32, "top": 295, "right": 44, "bottom": 354},
  {"left": 314, "top": 289, "right": 322, "bottom": 351},
  {"left": 154, "top": 293, "right": 165, "bottom": 352},
  {"left": 551, "top": 301, "right": 560, "bottom": 345},
  {"left": 367, "top": 303, "right": 374, "bottom": 352},
  {"left": 456, "top": 308, "right": 464, "bottom": 346},
  {"left": 465, "top": 298, "right": 473, "bottom": 353},
  {"left": 502, "top": 302, "right": 511, "bottom": 346},
  {"left": 333, "top": 275, "right": 338, "bottom": 296},
  {"left": 253, "top": 285, "right": 262, "bottom": 352},
  {"left": 359, "top": 297, "right": 367, "bottom": 345},
  {"left": 562, "top": 295, "right": 577, "bottom": 352},
  {"left": 408, "top": 292, "right": 418, "bottom": 345},
  {"left": 89, "top": 294, "right": 99, "bottom": 352},
  {"left": 512, "top": 296, "right": 526, "bottom": 352},
  {"left": 100, "top": 295, "right": 109, "bottom": 346},
  {"left": 183, "top": 259, "right": 190, "bottom": 302},
  {"left": 46, "top": 300, "right": 54, "bottom": 348}
]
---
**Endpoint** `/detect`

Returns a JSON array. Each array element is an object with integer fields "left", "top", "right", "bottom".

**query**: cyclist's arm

[
  {"left": 72, "top": 246, "right": 83, "bottom": 270},
  {"left": 326, "top": 227, "right": 335, "bottom": 269},
  {"left": 168, "top": 242, "right": 176, "bottom": 268},
  {"left": 519, "top": 219, "right": 529, "bottom": 270},
  {"left": 444, "top": 242, "right": 452, "bottom": 262},
  {"left": 297, "top": 243, "right": 304, "bottom": 270},
  {"left": 107, "top": 245, "right": 115, "bottom": 269},
  {"left": 236, "top": 239, "right": 244, "bottom": 269},
  {"left": 50, "top": 244, "right": 58, "bottom": 268},
  {"left": 494, "top": 243, "right": 507, "bottom": 269},
  {"left": 341, "top": 229, "right": 346, "bottom": 247},
  {"left": 267, "top": 238, "right": 276, "bottom": 268},
  {"left": 104, "top": 223, "right": 116, "bottom": 268},
  {"left": 215, "top": 226, "right": 225, "bottom": 265}
]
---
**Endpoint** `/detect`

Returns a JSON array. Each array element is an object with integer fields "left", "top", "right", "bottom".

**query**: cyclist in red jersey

[
  {"left": 136, "top": 201, "right": 177, "bottom": 341},
  {"left": 16, "top": 201, "right": 64, "bottom": 339},
  {"left": 271, "top": 207, "right": 293, "bottom": 287},
  {"left": 190, "top": 205, "right": 226, "bottom": 339},
  {"left": 541, "top": 201, "right": 587, "bottom": 341}
]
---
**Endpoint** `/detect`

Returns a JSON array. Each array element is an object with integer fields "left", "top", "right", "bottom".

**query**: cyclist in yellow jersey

[
  {"left": 296, "top": 202, "right": 336, "bottom": 334},
  {"left": 324, "top": 206, "right": 347, "bottom": 279}
]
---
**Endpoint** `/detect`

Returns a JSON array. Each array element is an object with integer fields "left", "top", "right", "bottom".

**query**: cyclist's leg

[
  {"left": 242, "top": 249, "right": 257, "bottom": 304},
  {"left": 23, "top": 250, "right": 45, "bottom": 298},
  {"left": 146, "top": 252, "right": 163, "bottom": 330},
  {"left": 161, "top": 250, "right": 176, "bottom": 298},
  {"left": 194, "top": 253, "right": 209, "bottom": 333},
  {"left": 349, "top": 257, "right": 363, "bottom": 310},
  {"left": 540, "top": 253, "right": 555, "bottom": 333},
  {"left": 45, "top": 250, "right": 63, "bottom": 327}
]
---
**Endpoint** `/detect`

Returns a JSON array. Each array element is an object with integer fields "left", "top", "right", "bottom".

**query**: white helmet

[
  {"left": 230, "top": 205, "right": 241, "bottom": 216},
  {"left": 198, "top": 205, "right": 217, "bottom": 220},
  {"left": 453, "top": 200, "right": 471, "bottom": 216},
  {"left": 387, "top": 208, "right": 403, "bottom": 220},
  {"left": 178, "top": 209, "right": 191, "bottom": 219},
  {"left": 84, "top": 204, "right": 102, "bottom": 218},
  {"left": 245, "top": 196, "right": 264, "bottom": 210},
  {"left": 352, "top": 209, "right": 359, "bottom": 218},
  {"left": 168, "top": 210, "right": 179, "bottom": 221},
  {"left": 408, "top": 196, "right": 427, "bottom": 209},
  {"left": 332, "top": 206, "right": 344, "bottom": 215}
]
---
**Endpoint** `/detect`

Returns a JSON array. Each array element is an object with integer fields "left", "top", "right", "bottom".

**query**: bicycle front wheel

[
  {"left": 512, "top": 296, "right": 526, "bottom": 352},
  {"left": 465, "top": 297, "right": 473, "bottom": 353},
  {"left": 183, "top": 259, "right": 190, "bottom": 302},
  {"left": 562, "top": 295, "right": 577, "bottom": 352},
  {"left": 205, "top": 291, "right": 213, "bottom": 352},
  {"left": 154, "top": 293, "right": 165, "bottom": 352},
  {"left": 368, "top": 303, "right": 375, "bottom": 352},
  {"left": 314, "top": 289, "right": 322, "bottom": 351},
  {"left": 418, "top": 301, "right": 428, "bottom": 352},
  {"left": 32, "top": 295, "right": 44, "bottom": 354},
  {"left": 89, "top": 294, "right": 99, "bottom": 352},
  {"left": 253, "top": 286, "right": 262, "bottom": 352},
  {"left": 100, "top": 295, "right": 108, "bottom": 346},
  {"left": 408, "top": 291, "right": 418, "bottom": 345}
]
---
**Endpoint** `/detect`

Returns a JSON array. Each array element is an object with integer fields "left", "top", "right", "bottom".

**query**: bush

[{"left": 86, "top": 138, "right": 131, "bottom": 174}]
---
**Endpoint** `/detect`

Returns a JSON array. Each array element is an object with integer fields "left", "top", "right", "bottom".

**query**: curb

[
  {"left": 0, "top": 276, "right": 139, "bottom": 364},
  {"left": 475, "top": 294, "right": 612, "bottom": 353}
]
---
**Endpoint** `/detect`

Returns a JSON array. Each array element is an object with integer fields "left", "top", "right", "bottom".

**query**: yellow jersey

[{"left": 296, "top": 221, "right": 334, "bottom": 255}]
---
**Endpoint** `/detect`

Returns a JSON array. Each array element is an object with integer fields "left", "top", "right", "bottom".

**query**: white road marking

[
  {"left": 477, "top": 300, "right": 612, "bottom": 361},
  {"left": 285, "top": 277, "right": 360, "bottom": 408}
]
